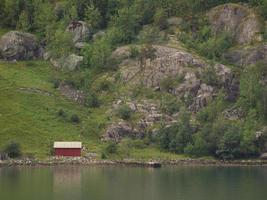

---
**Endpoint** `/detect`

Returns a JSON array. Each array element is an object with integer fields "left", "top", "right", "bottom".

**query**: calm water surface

[{"left": 0, "top": 166, "right": 267, "bottom": 200}]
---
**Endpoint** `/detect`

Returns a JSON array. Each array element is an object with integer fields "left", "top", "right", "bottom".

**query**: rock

[
  {"left": 50, "top": 54, "right": 83, "bottom": 71},
  {"left": 0, "top": 31, "right": 41, "bottom": 60},
  {"left": 58, "top": 83, "right": 86, "bottom": 104},
  {"left": 208, "top": 3, "right": 263, "bottom": 45},
  {"left": 93, "top": 30, "right": 105, "bottom": 41},
  {"left": 223, "top": 106, "right": 244, "bottom": 120},
  {"left": 103, "top": 122, "right": 142, "bottom": 142},
  {"left": 190, "top": 84, "right": 214, "bottom": 112},
  {"left": 66, "top": 21, "right": 91, "bottom": 43},
  {"left": 167, "top": 17, "right": 183, "bottom": 26},
  {"left": 74, "top": 42, "right": 87, "bottom": 50},
  {"left": 224, "top": 44, "right": 267, "bottom": 66},
  {"left": 260, "top": 153, "right": 267, "bottom": 160},
  {"left": 115, "top": 45, "right": 235, "bottom": 110}
]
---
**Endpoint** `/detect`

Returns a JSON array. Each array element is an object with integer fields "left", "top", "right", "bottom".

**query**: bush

[
  {"left": 4, "top": 142, "right": 22, "bottom": 158},
  {"left": 70, "top": 114, "right": 80, "bottom": 124},
  {"left": 85, "top": 93, "right": 100, "bottom": 108},
  {"left": 201, "top": 66, "right": 221, "bottom": 87},
  {"left": 117, "top": 105, "right": 133, "bottom": 120},
  {"left": 216, "top": 125, "right": 242, "bottom": 159},
  {"left": 104, "top": 142, "right": 117, "bottom": 154}
]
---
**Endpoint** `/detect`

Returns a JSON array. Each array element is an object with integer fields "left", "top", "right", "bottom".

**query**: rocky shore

[{"left": 1, "top": 157, "right": 267, "bottom": 167}]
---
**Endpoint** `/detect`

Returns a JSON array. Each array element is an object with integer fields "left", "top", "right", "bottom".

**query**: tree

[
  {"left": 4, "top": 142, "right": 22, "bottom": 158},
  {"left": 85, "top": 5, "right": 101, "bottom": 30},
  {"left": 110, "top": 7, "right": 141, "bottom": 43},
  {"left": 216, "top": 124, "right": 242, "bottom": 159},
  {"left": 17, "top": 10, "right": 30, "bottom": 31}
]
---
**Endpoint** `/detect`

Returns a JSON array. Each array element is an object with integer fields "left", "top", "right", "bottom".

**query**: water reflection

[{"left": 0, "top": 166, "right": 267, "bottom": 200}]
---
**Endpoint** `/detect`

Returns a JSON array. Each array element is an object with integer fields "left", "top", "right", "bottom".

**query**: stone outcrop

[
  {"left": 102, "top": 122, "right": 141, "bottom": 142},
  {"left": 224, "top": 44, "right": 267, "bottom": 66},
  {"left": 50, "top": 54, "right": 83, "bottom": 71},
  {"left": 103, "top": 99, "right": 177, "bottom": 142},
  {"left": 58, "top": 83, "right": 86, "bottom": 104},
  {"left": 208, "top": 3, "right": 263, "bottom": 45},
  {"left": 114, "top": 45, "right": 237, "bottom": 112},
  {"left": 0, "top": 31, "right": 41, "bottom": 60},
  {"left": 66, "top": 21, "right": 91, "bottom": 43}
]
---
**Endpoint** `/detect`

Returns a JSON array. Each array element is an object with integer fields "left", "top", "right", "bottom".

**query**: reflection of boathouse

[{"left": 53, "top": 167, "right": 82, "bottom": 199}]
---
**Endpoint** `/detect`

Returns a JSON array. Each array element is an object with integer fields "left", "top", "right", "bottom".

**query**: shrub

[
  {"left": 96, "top": 79, "right": 113, "bottom": 92},
  {"left": 201, "top": 66, "right": 221, "bottom": 87},
  {"left": 4, "top": 142, "right": 22, "bottom": 158},
  {"left": 70, "top": 114, "right": 80, "bottom": 124},
  {"left": 216, "top": 125, "right": 242, "bottom": 159},
  {"left": 117, "top": 105, "right": 133, "bottom": 120},
  {"left": 85, "top": 93, "right": 100, "bottom": 108},
  {"left": 53, "top": 79, "right": 60, "bottom": 89},
  {"left": 138, "top": 25, "right": 163, "bottom": 44},
  {"left": 129, "top": 46, "right": 140, "bottom": 59},
  {"left": 104, "top": 142, "right": 117, "bottom": 154},
  {"left": 160, "top": 77, "right": 176, "bottom": 92}
]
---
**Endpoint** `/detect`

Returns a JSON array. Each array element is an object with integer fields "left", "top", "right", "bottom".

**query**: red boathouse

[{"left": 54, "top": 142, "right": 82, "bottom": 157}]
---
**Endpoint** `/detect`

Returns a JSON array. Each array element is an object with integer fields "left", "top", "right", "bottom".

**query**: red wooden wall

[{"left": 55, "top": 148, "right": 81, "bottom": 157}]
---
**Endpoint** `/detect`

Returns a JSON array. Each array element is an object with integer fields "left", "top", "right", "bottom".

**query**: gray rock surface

[
  {"left": 208, "top": 3, "right": 263, "bottom": 45},
  {"left": 50, "top": 54, "right": 83, "bottom": 71},
  {"left": 0, "top": 31, "right": 41, "bottom": 60},
  {"left": 66, "top": 21, "right": 91, "bottom": 43}
]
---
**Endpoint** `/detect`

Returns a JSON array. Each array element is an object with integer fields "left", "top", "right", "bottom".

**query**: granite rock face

[
  {"left": 50, "top": 54, "right": 83, "bottom": 71},
  {"left": 66, "top": 21, "right": 91, "bottom": 43},
  {"left": 0, "top": 31, "right": 41, "bottom": 60},
  {"left": 208, "top": 3, "right": 263, "bottom": 45},
  {"left": 114, "top": 45, "right": 238, "bottom": 112}
]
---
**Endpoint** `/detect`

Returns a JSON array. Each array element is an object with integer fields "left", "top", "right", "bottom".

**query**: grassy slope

[
  {"left": 0, "top": 60, "right": 186, "bottom": 160},
  {"left": 0, "top": 61, "right": 106, "bottom": 158}
]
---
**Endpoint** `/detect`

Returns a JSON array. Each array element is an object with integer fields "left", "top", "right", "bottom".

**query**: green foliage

[
  {"left": 138, "top": 25, "right": 164, "bottom": 44},
  {"left": 160, "top": 95, "right": 181, "bottom": 115},
  {"left": 16, "top": 11, "right": 30, "bottom": 32},
  {"left": 82, "top": 39, "right": 115, "bottom": 70},
  {"left": 48, "top": 29, "right": 74, "bottom": 58},
  {"left": 158, "top": 109, "right": 193, "bottom": 153},
  {"left": 110, "top": 7, "right": 141, "bottom": 43},
  {"left": 70, "top": 114, "right": 81, "bottom": 124},
  {"left": 103, "top": 142, "right": 118, "bottom": 154},
  {"left": 216, "top": 124, "right": 242, "bottom": 159},
  {"left": 85, "top": 5, "right": 101, "bottom": 30},
  {"left": 85, "top": 93, "right": 101, "bottom": 108},
  {"left": 239, "top": 62, "right": 267, "bottom": 120},
  {"left": 4, "top": 142, "right": 22, "bottom": 158},
  {"left": 201, "top": 66, "right": 222, "bottom": 87},
  {"left": 153, "top": 9, "right": 168, "bottom": 30},
  {"left": 117, "top": 105, "right": 133, "bottom": 120}
]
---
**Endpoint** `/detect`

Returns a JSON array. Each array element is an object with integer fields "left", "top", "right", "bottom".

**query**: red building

[{"left": 54, "top": 142, "right": 82, "bottom": 157}]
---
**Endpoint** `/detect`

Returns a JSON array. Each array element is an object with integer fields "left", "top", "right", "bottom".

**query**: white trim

[{"left": 54, "top": 142, "right": 82, "bottom": 148}]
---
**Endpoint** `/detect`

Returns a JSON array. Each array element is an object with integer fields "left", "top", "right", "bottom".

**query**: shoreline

[{"left": 1, "top": 157, "right": 267, "bottom": 167}]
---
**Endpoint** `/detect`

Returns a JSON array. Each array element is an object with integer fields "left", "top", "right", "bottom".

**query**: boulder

[
  {"left": 208, "top": 3, "right": 263, "bottom": 45},
  {"left": 224, "top": 44, "right": 267, "bottom": 66},
  {"left": 0, "top": 31, "right": 41, "bottom": 60},
  {"left": 190, "top": 84, "right": 215, "bottom": 112},
  {"left": 66, "top": 21, "right": 91, "bottom": 43},
  {"left": 102, "top": 122, "right": 142, "bottom": 142},
  {"left": 50, "top": 54, "right": 83, "bottom": 71},
  {"left": 260, "top": 153, "right": 267, "bottom": 160}
]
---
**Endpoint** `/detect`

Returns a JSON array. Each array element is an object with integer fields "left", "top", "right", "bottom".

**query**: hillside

[{"left": 1, "top": 0, "right": 267, "bottom": 160}]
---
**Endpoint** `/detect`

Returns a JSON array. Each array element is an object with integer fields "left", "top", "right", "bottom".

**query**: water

[{"left": 0, "top": 166, "right": 267, "bottom": 200}]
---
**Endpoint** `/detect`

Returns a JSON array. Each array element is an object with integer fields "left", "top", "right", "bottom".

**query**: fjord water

[{"left": 0, "top": 166, "right": 267, "bottom": 200}]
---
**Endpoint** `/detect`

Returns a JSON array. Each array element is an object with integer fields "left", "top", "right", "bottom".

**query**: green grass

[
  {"left": 0, "top": 28, "right": 10, "bottom": 37},
  {"left": 0, "top": 61, "right": 107, "bottom": 158}
]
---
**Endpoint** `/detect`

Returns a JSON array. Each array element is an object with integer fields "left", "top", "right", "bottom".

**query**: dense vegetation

[{"left": 1, "top": 0, "right": 267, "bottom": 160}]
